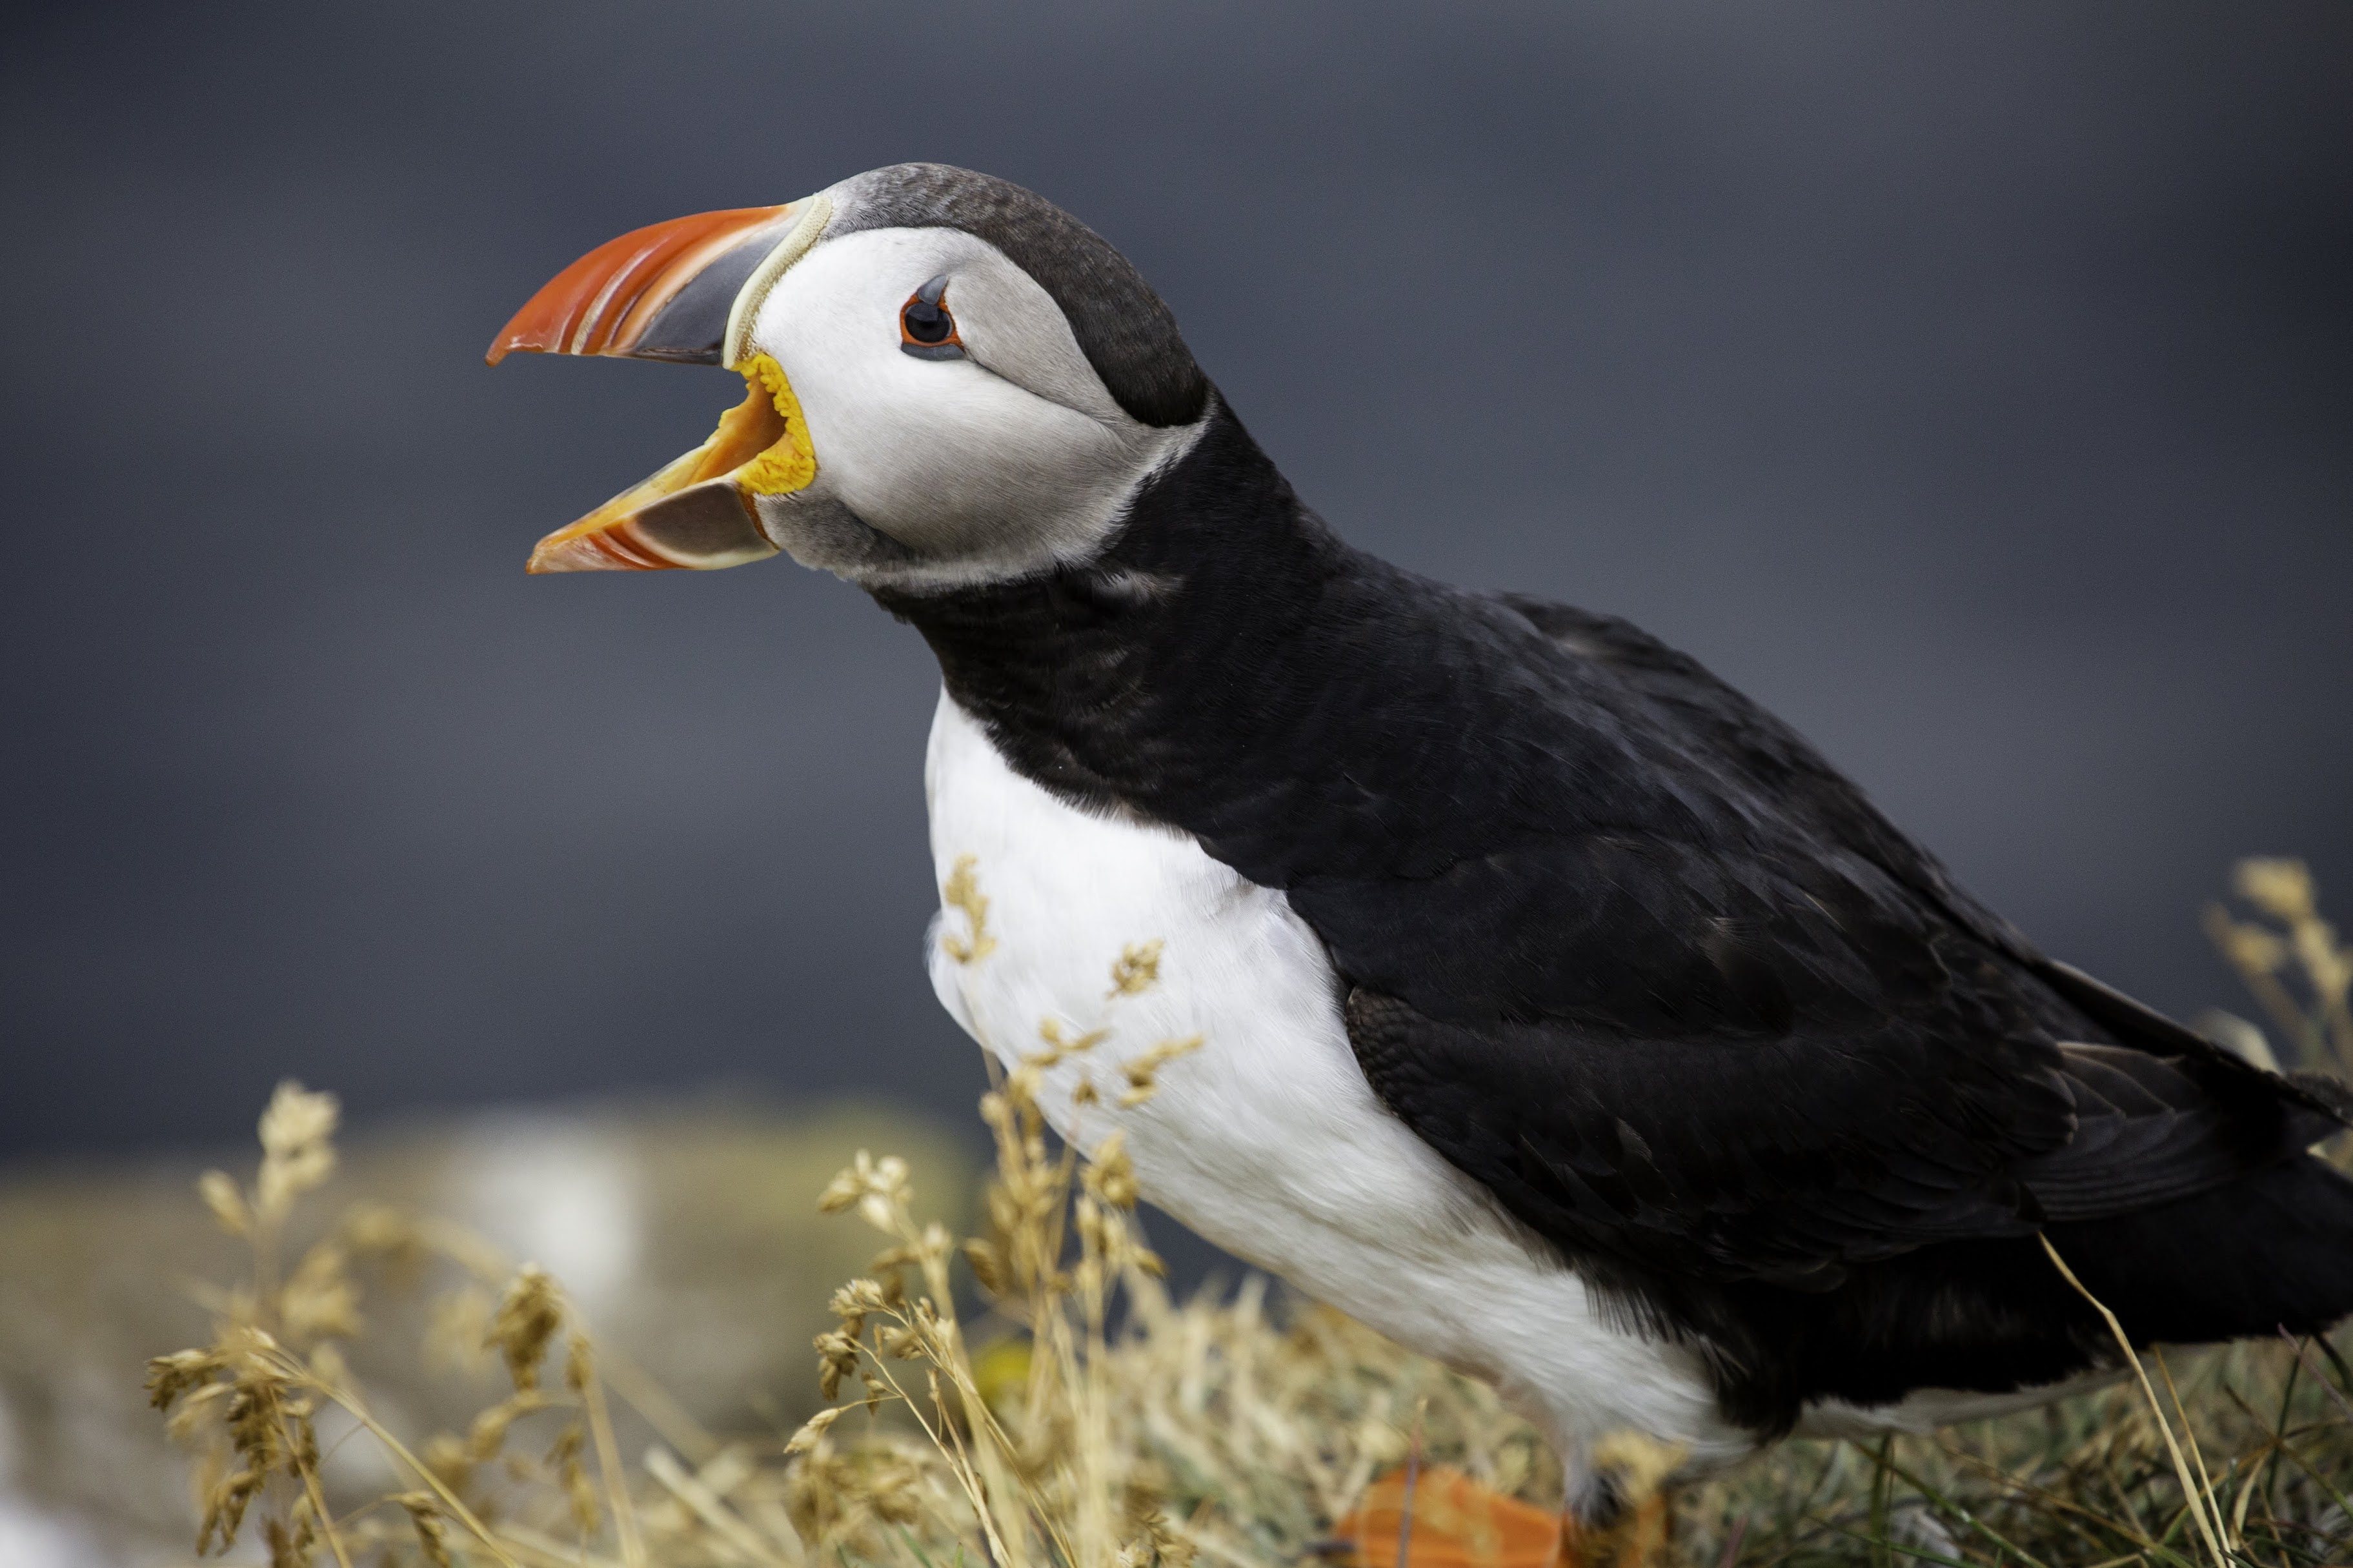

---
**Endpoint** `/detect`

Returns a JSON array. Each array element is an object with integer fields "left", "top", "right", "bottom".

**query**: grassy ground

[
  {"left": 130, "top": 858, "right": 2353, "bottom": 1567},
  {"left": 0, "top": 1100, "right": 974, "bottom": 1566}
]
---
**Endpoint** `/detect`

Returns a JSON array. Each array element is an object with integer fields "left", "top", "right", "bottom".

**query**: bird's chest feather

[
  {"left": 921, "top": 689, "right": 1446, "bottom": 1251},
  {"left": 919, "top": 690, "right": 1745, "bottom": 1463}
]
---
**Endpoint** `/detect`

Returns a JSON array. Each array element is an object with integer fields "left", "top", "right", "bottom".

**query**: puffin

[{"left": 489, "top": 164, "right": 2353, "bottom": 1545}]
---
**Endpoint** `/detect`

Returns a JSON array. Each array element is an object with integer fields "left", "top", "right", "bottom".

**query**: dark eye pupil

[{"left": 904, "top": 299, "right": 953, "bottom": 343}]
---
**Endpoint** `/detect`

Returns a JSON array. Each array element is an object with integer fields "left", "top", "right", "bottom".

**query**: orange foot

[{"left": 1330, "top": 1465, "right": 1675, "bottom": 1568}]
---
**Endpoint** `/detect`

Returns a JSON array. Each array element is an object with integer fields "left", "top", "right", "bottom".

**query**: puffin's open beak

[{"left": 487, "top": 200, "right": 829, "bottom": 573}]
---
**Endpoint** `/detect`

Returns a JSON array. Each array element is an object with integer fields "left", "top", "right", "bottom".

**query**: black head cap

[{"left": 833, "top": 164, "right": 1209, "bottom": 428}]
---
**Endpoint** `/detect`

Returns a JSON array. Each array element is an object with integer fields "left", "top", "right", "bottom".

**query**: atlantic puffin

[{"left": 489, "top": 164, "right": 2353, "bottom": 1536}]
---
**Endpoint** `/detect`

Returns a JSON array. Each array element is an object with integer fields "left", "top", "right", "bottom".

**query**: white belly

[{"left": 920, "top": 690, "right": 1751, "bottom": 1471}]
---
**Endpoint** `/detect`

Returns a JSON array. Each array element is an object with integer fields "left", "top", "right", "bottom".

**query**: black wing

[{"left": 1316, "top": 594, "right": 2342, "bottom": 1289}]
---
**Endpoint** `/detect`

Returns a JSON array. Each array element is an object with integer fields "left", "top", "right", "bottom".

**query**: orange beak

[{"left": 487, "top": 199, "right": 830, "bottom": 572}]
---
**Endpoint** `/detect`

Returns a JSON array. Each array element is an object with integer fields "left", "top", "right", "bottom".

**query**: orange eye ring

[{"left": 900, "top": 275, "right": 963, "bottom": 359}]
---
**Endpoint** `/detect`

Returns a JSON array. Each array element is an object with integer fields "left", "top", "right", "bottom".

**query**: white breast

[{"left": 920, "top": 690, "right": 1752, "bottom": 1474}]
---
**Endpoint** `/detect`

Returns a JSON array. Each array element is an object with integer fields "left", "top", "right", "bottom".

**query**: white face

[{"left": 742, "top": 225, "right": 1204, "bottom": 590}]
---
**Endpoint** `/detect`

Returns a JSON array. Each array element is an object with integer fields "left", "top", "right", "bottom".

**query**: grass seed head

[
  {"left": 941, "top": 854, "right": 998, "bottom": 963},
  {"left": 546, "top": 1420, "right": 600, "bottom": 1534},
  {"left": 2210, "top": 909, "right": 2290, "bottom": 975},
  {"left": 254, "top": 1080, "right": 339, "bottom": 1223},
  {"left": 201, "top": 1467, "right": 265, "bottom": 1556},
  {"left": 1118, "top": 1036, "right": 1204, "bottom": 1109},
  {"left": 785, "top": 1405, "right": 845, "bottom": 1455},
  {"left": 2296, "top": 916, "right": 2351, "bottom": 1000},
  {"left": 1108, "top": 940, "right": 1166, "bottom": 998},
  {"left": 820, "top": 1149, "right": 914, "bottom": 1231},
  {"left": 1084, "top": 1132, "right": 1141, "bottom": 1211},
  {"left": 485, "top": 1263, "right": 564, "bottom": 1392},
  {"left": 262, "top": 1494, "right": 316, "bottom": 1568},
  {"left": 146, "top": 1348, "right": 223, "bottom": 1412},
  {"left": 199, "top": 1169, "right": 251, "bottom": 1236},
  {"left": 394, "top": 1491, "right": 456, "bottom": 1568},
  {"left": 467, "top": 1389, "right": 550, "bottom": 1462},
  {"left": 815, "top": 1328, "right": 863, "bottom": 1402},
  {"left": 962, "top": 1236, "right": 1007, "bottom": 1294},
  {"left": 2237, "top": 857, "right": 2318, "bottom": 921}
]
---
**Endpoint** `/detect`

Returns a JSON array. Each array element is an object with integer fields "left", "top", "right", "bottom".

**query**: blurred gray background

[{"left": 3, "top": 1, "right": 2348, "bottom": 1162}]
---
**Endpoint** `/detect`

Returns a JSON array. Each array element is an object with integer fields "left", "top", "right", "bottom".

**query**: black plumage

[{"left": 876, "top": 399, "right": 2353, "bottom": 1434}]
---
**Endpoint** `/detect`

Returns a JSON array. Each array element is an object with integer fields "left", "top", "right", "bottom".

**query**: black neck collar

[{"left": 871, "top": 405, "right": 1358, "bottom": 827}]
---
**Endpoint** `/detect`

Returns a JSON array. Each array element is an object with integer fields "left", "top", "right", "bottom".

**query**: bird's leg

[{"left": 1558, "top": 1432, "right": 1682, "bottom": 1568}]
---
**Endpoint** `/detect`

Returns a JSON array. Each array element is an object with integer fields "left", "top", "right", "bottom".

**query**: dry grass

[
  {"left": 2204, "top": 858, "right": 2353, "bottom": 1081},
  {"left": 142, "top": 859, "right": 2353, "bottom": 1567}
]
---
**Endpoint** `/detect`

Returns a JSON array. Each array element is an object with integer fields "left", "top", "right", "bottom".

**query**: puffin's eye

[
  {"left": 900, "top": 274, "right": 964, "bottom": 359},
  {"left": 902, "top": 298, "right": 954, "bottom": 343}
]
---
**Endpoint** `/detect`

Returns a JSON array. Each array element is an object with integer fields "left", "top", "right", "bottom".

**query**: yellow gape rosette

[{"left": 732, "top": 354, "right": 817, "bottom": 496}]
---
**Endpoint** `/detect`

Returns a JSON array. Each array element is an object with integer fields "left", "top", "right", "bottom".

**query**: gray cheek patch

[{"left": 753, "top": 490, "right": 926, "bottom": 578}]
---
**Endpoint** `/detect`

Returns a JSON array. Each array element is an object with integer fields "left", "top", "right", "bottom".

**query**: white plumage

[{"left": 922, "top": 690, "right": 1755, "bottom": 1489}]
